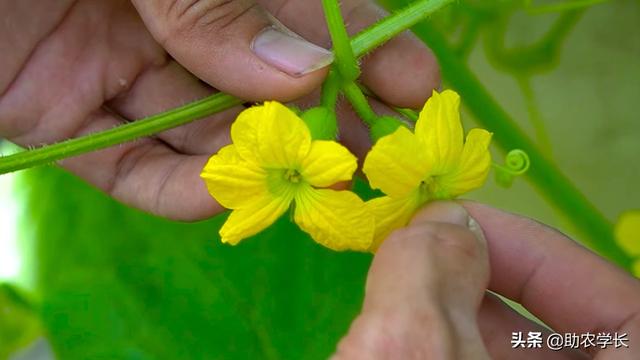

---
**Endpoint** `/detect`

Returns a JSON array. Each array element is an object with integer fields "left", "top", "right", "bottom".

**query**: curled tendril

[{"left": 493, "top": 149, "right": 531, "bottom": 188}]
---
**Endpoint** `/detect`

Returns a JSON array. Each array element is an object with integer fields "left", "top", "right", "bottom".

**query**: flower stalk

[{"left": 342, "top": 82, "right": 378, "bottom": 126}]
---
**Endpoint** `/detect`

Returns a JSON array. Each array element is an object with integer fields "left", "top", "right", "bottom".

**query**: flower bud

[
  {"left": 301, "top": 107, "right": 338, "bottom": 140},
  {"left": 370, "top": 116, "right": 404, "bottom": 142}
]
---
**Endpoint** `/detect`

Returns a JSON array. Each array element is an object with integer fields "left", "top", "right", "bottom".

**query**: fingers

[
  {"left": 260, "top": 0, "right": 440, "bottom": 108},
  {"left": 107, "top": 60, "right": 244, "bottom": 155},
  {"left": 130, "top": 0, "right": 333, "bottom": 101},
  {"left": 0, "top": 1, "right": 74, "bottom": 94},
  {"left": 333, "top": 202, "right": 490, "bottom": 360},
  {"left": 462, "top": 201, "right": 640, "bottom": 355}
]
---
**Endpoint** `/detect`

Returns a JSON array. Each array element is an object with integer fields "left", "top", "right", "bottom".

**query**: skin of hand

[
  {"left": 333, "top": 201, "right": 640, "bottom": 360},
  {"left": 0, "top": 0, "right": 439, "bottom": 220}
]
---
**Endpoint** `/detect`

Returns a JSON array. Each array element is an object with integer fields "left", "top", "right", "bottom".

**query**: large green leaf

[{"left": 21, "top": 167, "right": 372, "bottom": 359}]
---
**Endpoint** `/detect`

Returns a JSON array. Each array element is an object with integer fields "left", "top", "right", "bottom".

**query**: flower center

[
  {"left": 419, "top": 175, "right": 449, "bottom": 201},
  {"left": 419, "top": 178, "right": 434, "bottom": 201},
  {"left": 284, "top": 169, "right": 302, "bottom": 183}
]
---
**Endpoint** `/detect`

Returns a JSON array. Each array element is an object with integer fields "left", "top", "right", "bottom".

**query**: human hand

[
  {"left": 333, "top": 201, "right": 640, "bottom": 359},
  {"left": 0, "top": 0, "right": 438, "bottom": 220}
]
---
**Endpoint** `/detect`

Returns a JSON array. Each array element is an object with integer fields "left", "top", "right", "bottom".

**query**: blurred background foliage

[{"left": 1, "top": 0, "right": 639, "bottom": 358}]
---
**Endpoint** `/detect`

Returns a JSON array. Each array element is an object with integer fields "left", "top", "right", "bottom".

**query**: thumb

[
  {"left": 131, "top": 0, "right": 333, "bottom": 101},
  {"left": 333, "top": 202, "right": 490, "bottom": 360}
]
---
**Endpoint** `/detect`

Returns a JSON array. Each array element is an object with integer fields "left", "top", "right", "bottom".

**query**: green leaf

[
  {"left": 20, "top": 167, "right": 374, "bottom": 359},
  {"left": 0, "top": 284, "right": 42, "bottom": 359}
]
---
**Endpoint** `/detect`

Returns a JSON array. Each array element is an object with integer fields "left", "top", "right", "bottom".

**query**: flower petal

[
  {"left": 219, "top": 192, "right": 292, "bottom": 245},
  {"left": 258, "top": 102, "right": 311, "bottom": 168},
  {"left": 300, "top": 140, "right": 357, "bottom": 188},
  {"left": 415, "top": 90, "right": 464, "bottom": 173},
  {"left": 200, "top": 145, "right": 268, "bottom": 209},
  {"left": 231, "top": 101, "right": 311, "bottom": 168},
  {"left": 438, "top": 128, "right": 492, "bottom": 198},
  {"left": 294, "top": 188, "right": 374, "bottom": 251},
  {"left": 363, "top": 126, "right": 430, "bottom": 197},
  {"left": 230, "top": 106, "right": 263, "bottom": 165},
  {"left": 367, "top": 192, "right": 422, "bottom": 252},
  {"left": 231, "top": 102, "right": 312, "bottom": 167},
  {"left": 615, "top": 210, "right": 640, "bottom": 257}
]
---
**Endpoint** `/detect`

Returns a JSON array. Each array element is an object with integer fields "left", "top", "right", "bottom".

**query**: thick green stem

[
  {"left": 409, "top": 21, "right": 633, "bottom": 269},
  {"left": 0, "top": 93, "right": 242, "bottom": 174},
  {"left": 321, "top": 0, "right": 360, "bottom": 81},
  {"left": 0, "top": 0, "right": 455, "bottom": 175}
]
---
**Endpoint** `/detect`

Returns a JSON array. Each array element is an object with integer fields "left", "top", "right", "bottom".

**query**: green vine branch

[
  {"left": 0, "top": 93, "right": 243, "bottom": 174},
  {"left": 484, "top": 9, "right": 584, "bottom": 75},
  {"left": 351, "top": 0, "right": 455, "bottom": 57}
]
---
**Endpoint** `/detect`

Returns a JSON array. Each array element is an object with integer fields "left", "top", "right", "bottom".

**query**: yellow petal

[
  {"left": 200, "top": 145, "right": 268, "bottom": 209},
  {"left": 437, "top": 128, "right": 492, "bottom": 198},
  {"left": 415, "top": 89, "right": 463, "bottom": 173},
  {"left": 633, "top": 261, "right": 640, "bottom": 279},
  {"left": 363, "top": 126, "right": 430, "bottom": 197},
  {"left": 294, "top": 187, "right": 374, "bottom": 252},
  {"left": 231, "top": 101, "right": 311, "bottom": 168},
  {"left": 300, "top": 140, "right": 357, "bottom": 188},
  {"left": 230, "top": 106, "right": 263, "bottom": 165},
  {"left": 219, "top": 192, "right": 292, "bottom": 245},
  {"left": 258, "top": 102, "right": 311, "bottom": 168},
  {"left": 367, "top": 192, "right": 422, "bottom": 252},
  {"left": 614, "top": 210, "right": 640, "bottom": 257}
]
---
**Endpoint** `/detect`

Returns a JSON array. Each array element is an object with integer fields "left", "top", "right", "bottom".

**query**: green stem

[
  {"left": 0, "top": 93, "right": 242, "bottom": 174},
  {"left": 408, "top": 21, "right": 633, "bottom": 269},
  {"left": 342, "top": 81, "right": 378, "bottom": 126},
  {"left": 484, "top": 9, "right": 584, "bottom": 75},
  {"left": 351, "top": 0, "right": 455, "bottom": 57},
  {"left": 394, "top": 107, "right": 419, "bottom": 122},
  {"left": 320, "top": 69, "right": 341, "bottom": 110},
  {"left": 0, "top": 0, "right": 455, "bottom": 175},
  {"left": 321, "top": 0, "right": 360, "bottom": 81}
]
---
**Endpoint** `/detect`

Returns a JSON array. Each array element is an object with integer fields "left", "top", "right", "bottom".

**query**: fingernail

[
  {"left": 252, "top": 27, "right": 334, "bottom": 77},
  {"left": 411, "top": 201, "right": 486, "bottom": 242},
  {"left": 410, "top": 201, "right": 469, "bottom": 226},
  {"left": 467, "top": 216, "right": 486, "bottom": 245}
]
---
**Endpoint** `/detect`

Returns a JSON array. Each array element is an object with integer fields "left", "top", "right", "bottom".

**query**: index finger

[{"left": 463, "top": 202, "right": 640, "bottom": 340}]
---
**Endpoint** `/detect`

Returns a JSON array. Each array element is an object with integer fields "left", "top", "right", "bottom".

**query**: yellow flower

[
  {"left": 200, "top": 101, "right": 374, "bottom": 251},
  {"left": 614, "top": 210, "right": 640, "bottom": 277},
  {"left": 363, "top": 90, "right": 493, "bottom": 250}
]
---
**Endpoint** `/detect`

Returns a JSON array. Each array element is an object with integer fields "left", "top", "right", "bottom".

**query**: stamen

[{"left": 284, "top": 169, "right": 302, "bottom": 183}]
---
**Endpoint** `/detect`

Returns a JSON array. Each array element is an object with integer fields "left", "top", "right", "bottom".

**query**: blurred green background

[{"left": 1, "top": 0, "right": 639, "bottom": 359}]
